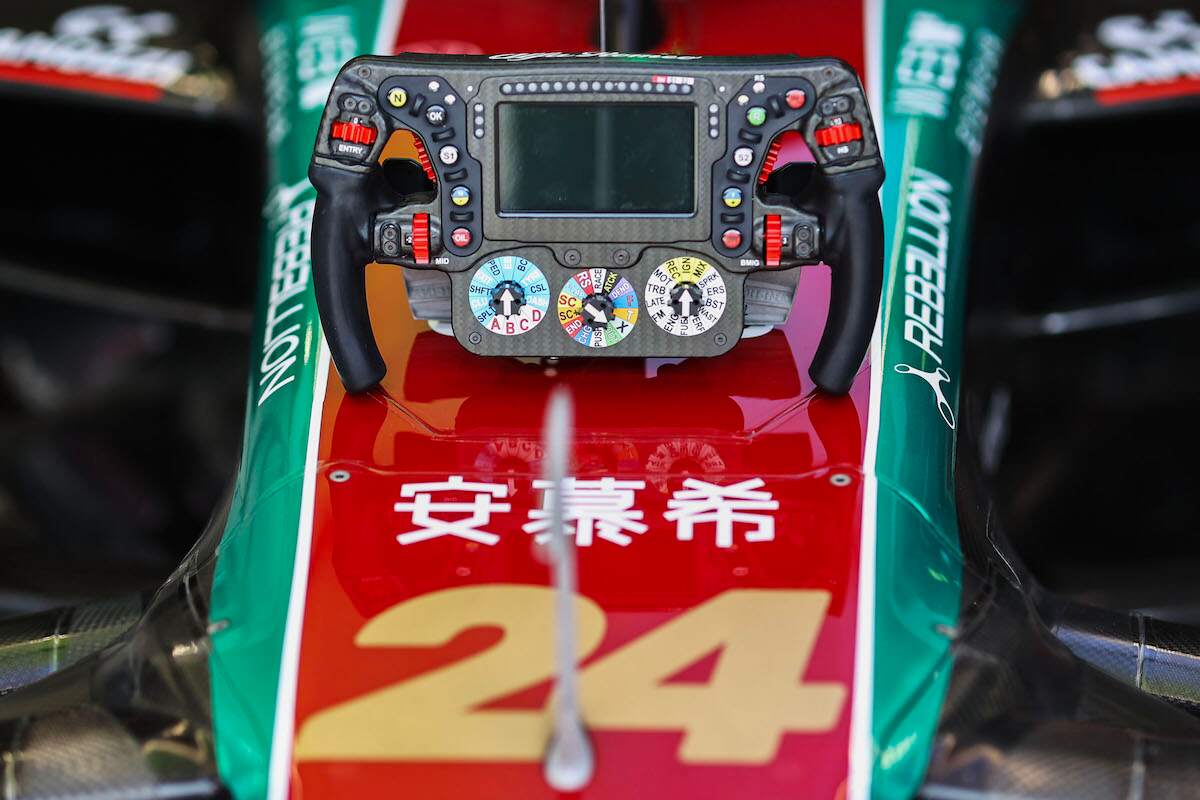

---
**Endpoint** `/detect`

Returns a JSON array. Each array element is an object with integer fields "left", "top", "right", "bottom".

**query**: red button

[
  {"left": 814, "top": 122, "right": 863, "bottom": 147},
  {"left": 330, "top": 120, "right": 378, "bottom": 145},
  {"left": 451, "top": 227, "right": 472, "bottom": 248},
  {"left": 764, "top": 214, "right": 782, "bottom": 267},
  {"left": 721, "top": 229, "right": 742, "bottom": 249},
  {"left": 785, "top": 88, "right": 806, "bottom": 109},
  {"left": 412, "top": 213, "right": 430, "bottom": 265}
]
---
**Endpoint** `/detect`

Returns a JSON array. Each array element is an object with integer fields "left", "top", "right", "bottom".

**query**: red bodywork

[{"left": 288, "top": 2, "right": 870, "bottom": 797}]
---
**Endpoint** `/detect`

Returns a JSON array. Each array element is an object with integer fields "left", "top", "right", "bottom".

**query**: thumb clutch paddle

[{"left": 308, "top": 53, "right": 884, "bottom": 394}]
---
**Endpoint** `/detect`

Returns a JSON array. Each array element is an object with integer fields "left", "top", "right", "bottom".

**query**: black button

[
  {"left": 450, "top": 210, "right": 474, "bottom": 222},
  {"left": 432, "top": 127, "right": 456, "bottom": 142},
  {"left": 720, "top": 212, "right": 744, "bottom": 224},
  {"left": 425, "top": 104, "right": 447, "bottom": 126},
  {"left": 444, "top": 167, "right": 468, "bottom": 181},
  {"left": 767, "top": 95, "right": 784, "bottom": 117},
  {"left": 726, "top": 168, "right": 751, "bottom": 184},
  {"left": 738, "top": 129, "right": 763, "bottom": 144},
  {"left": 409, "top": 93, "right": 427, "bottom": 115},
  {"left": 819, "top": 95, "right": 853, "bottom": 116}
]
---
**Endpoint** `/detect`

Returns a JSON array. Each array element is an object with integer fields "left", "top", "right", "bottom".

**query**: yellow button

[
  {"left": 722, "top": 187, "right": 743, "bottom": 208},
  {"left": 387, "top": 87, "right": 408, "bottom": 108},
  {"left": 451, "top": 186, "right": 471, "bottom": 206}
]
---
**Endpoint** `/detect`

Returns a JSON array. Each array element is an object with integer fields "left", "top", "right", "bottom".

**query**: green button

[{"left": 746, "top": 106, "right": 767, "bottom": 127}]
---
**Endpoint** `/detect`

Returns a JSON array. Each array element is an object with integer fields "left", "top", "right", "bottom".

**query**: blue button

[
  {"left": 722, "top": 187, "right": 743, "bottom": 209},
  {"left": 451, "top": 186, "right": 471, "bottom": 206}
]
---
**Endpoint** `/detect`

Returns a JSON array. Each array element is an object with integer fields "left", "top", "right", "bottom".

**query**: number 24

[{"left": 296, "top": 585, "right": 844, "bottom": 764}]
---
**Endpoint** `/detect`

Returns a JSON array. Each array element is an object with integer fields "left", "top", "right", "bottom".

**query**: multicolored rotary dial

[
  {"left": 645, "top": 256, "right": 727, "bottom": 336},
  {"left": 557, "top": 268, "right": 639, "bottom": 349},
  {"left": 468, "top": 256, "right": 551, "bottom": 336}
]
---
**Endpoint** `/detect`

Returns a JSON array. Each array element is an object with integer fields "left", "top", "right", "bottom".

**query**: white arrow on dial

[
  {"left": 584, "top": 303, "right": 608, "bottom": 324},
  {"left": 678, "top": 291, "right": 694, "bottom": 317},
  {"left": 499, "top": 288, "right": 516, "bottom": 317}
]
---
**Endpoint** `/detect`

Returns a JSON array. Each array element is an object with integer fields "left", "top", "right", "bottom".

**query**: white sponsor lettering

[
  {"left": 258, "top": 179, "right": 314, "bottom": 406},
  {"left": 0, "top": 5, "right": 192, "bottom": 88},
  {"left": 891, "top": 11, "right": 964, "bottom": 119},
  {"left": 1073, "top": 11, "right": 1200, "bottom": 90},
  {"left": 896, "top": 167, "right": 956, "bottom": 428}
]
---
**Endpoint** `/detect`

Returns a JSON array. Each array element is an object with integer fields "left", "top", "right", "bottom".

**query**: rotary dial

[
  {"left": 468, "top": 256, "right": 550, "bottom": 336},
  {"left": 557, "top": 268, "right": 639, "bottom": 349},
  {"left": 645, "top": 256, "right": 727, "bottom": 336}
]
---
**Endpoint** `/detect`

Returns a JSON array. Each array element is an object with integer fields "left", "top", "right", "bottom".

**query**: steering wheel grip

[
  {"left": 309, "top": 164, "right": 387, "bottom": 393},
  {"left": 810, "top": 168, "right": 885, "bottom": 395}
]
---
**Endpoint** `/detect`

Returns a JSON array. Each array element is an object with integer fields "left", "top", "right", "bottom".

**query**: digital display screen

[{"left": 497, "top": 103, "right": 694, "bottom": 214}]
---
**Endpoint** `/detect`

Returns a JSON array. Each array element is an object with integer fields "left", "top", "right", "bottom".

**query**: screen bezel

[
  {"left": 474, "top": 76, "right": 720, "bottom": 246},
  {"left": 495, "top": 101, "right": 697, "bottom": 218}
]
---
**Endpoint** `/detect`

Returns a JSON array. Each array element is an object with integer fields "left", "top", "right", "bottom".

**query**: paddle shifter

[{"left": 308, "top": 53, "right": 884, "bottom": 393}]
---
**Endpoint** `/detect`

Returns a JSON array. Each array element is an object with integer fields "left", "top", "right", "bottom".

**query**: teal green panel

[
  {"left": 870, "top": 2, "right": 1021, "bottom": 798},
  {"left": 208, "top": 2, "right": 390, "bottom": 798}
]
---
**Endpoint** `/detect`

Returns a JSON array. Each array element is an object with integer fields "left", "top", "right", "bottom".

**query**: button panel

[
  {"left": 710, "top": 75, "right": 815, "bottom": 260},
  {"left": 377, "top": 74, "right": 482, "bottom": 257}
]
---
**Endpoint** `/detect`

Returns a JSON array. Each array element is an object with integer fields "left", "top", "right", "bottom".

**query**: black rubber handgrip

[
  {"left": 809, "top": 168, "right": 885, "bottom": 395},
  {"left": 309, "top": 164, "right": 387, "bottom": 393}
]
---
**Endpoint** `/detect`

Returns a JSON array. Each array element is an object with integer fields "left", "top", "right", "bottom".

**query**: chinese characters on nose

[{"left": 391, "top": 475, "right": 790, "bottom": 548}]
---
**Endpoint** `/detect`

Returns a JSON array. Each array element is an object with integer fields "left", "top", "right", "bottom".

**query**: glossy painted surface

[{"left": 290, "top": 249, "right": 871, "bottom": 793}]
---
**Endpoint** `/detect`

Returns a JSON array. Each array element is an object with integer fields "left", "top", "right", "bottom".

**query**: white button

[
  {"left": 445, "top": 94, "right": 456, "bottom": 105},
  {"left": 567, "top": 81, "right": 576, "bottom": 90},
  {"left": 733, "top": 147, "right": 754, "bottom": 167},
  {"left": 540, "top": 81, "right": 550, "bottom": 91},
  {"left": 753, "top": 80, "right": 765, "bottom": 93},
  {"left": 708, "top": 115, "right": 719, "bottom": 126},
  {"left": 708, "top": 103, "right": 719, "bottom": 113},
  {"left": 439, "top": 145, "right": 459, "bottom": 165},
  {"left": 617, "top": 81, "right": 627, "bottom": 90},
  {"left": 737, "top": 94, "right": 749, "bottom": 105},
  {"left": 429, "top": 80, "right": 440, "bottom": 91},
  {"left": 553, "top": 81, "right": 563, "bottom": 90},
  {"left": 474, "top": 103, "right": 483, "bottom": 111}
]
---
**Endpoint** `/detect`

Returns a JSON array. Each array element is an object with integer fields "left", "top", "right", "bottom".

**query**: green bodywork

[
  {"left": 207, "top": 3, "right": 391, "bottom": 799},
  {"left": 869, "top": 2, "right": 1020, "bottom": 797},
  {"left": 206, "top": 2, "right": 1021, "bottom": 797}
]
